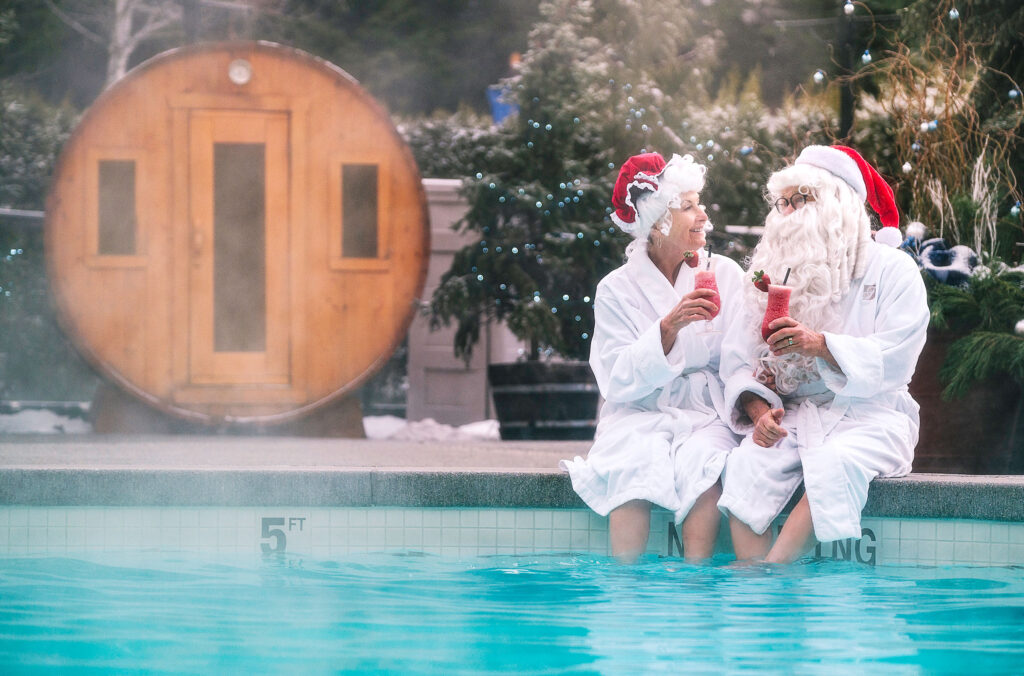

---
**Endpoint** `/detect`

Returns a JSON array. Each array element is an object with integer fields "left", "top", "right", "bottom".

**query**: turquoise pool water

[{"left": 1, "top": 553, "right": 1022, "bottom": 673}]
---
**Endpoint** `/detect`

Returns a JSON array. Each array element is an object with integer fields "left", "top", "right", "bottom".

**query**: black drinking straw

[
  {"left": 782, "top": 267, "right": 791, "bottom": 285},
  {"left": 705, "top": 244, "right": 712, "bottom": 269}
]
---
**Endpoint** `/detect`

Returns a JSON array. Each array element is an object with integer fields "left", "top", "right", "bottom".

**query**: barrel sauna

[{"left": 45, "top": 42, "right": 429, "bottom": 429}]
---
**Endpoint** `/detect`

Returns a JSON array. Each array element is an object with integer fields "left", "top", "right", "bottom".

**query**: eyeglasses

[{"left": 772, "top": 193, "right": 814, "bottom": 213}]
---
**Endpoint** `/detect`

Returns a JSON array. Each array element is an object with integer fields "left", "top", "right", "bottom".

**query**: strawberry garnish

[
  {"left": 752, "top": 270, "right": 771, "bottom": 292},
  {"left": 683, "top": 250, "right": 700, "bottom": 268}
]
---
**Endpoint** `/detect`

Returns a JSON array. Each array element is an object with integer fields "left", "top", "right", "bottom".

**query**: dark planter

[
  {"left": 908, "top": 329, "right": 1024, "bottom": 473},
  {"left": 488, "top": 361, "right": 599, "bottom": 441}
]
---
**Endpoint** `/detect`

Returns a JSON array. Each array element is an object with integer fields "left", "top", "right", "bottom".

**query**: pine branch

[{"left": 939, "top": 331, "right": 1024, "bottom": 400}]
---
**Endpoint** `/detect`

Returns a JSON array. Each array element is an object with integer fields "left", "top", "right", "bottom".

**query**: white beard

[{"left": 745, "top": 201, "right": 853, "bottom": 394}]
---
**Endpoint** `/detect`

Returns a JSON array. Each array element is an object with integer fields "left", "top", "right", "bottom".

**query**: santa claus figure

[{"left": 718, "top": 145, "right": 929, "bottom": 564}]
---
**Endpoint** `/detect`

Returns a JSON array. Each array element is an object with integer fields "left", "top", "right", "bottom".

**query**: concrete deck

[{"left": 1, "top": 436, "right": 1022, "bottom": 521}]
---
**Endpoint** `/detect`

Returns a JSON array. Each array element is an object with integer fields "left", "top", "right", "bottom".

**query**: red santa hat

[
  {"left": 610, "top": 152, "right": 705, "bottom": 239},
  {"left": 793, "top": 145, "right": 901, "bottom": 240}
]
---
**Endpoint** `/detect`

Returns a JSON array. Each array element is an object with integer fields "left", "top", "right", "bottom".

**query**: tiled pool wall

[{"left": 2, "top": 505, "right": 1022, "bottom": 566}]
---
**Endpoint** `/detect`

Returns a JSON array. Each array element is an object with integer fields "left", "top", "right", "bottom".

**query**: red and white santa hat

[
  {"left": 784, "top": 144, "right": 902, "bottom": 245},
  {"left": 611, "top": 152, "right": 705, "bottom": 240}
]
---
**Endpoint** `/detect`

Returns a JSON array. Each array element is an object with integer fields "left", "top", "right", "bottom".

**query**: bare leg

[
  {"left": 765, "top": 494, "right": 816, "bottom": 564},
  {"left": 729, "top": 515, "right": 773, "bottom": 561},
  {"left": 609, "top": 499, "right": 651, "bottom": 563},
  {"left": 681, "top": 482, "right": 723, "bottom": 561}
]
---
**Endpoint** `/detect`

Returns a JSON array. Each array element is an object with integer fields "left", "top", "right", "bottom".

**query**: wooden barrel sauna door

[{"left": 45, "top": 42, "right": 429, "bottom": 424}]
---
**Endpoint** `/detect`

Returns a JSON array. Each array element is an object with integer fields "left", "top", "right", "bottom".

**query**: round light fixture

[{"left": 228, "top": 59, "right": 252, "bottom": 85}]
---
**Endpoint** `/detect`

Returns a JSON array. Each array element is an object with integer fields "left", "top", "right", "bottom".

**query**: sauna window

[
  {"left": 214, "top": 143, "right": 266, "bottom": 352},
  {"left": 97, "top": 160, "right": 137, "bottom": 255},
  {"left": 341, "top": 163, "right": 379, "bottom": 258}
]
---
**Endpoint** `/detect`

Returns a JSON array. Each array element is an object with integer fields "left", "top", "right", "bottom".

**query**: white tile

[
  {"left": 917, "top": 540, "right": 936, "bottom": 561},
  {"left": 496, "top": 528, "right": 515, "bottom": 547},
  {"left": 950, "top": 540, "right": 974, "bottom": 561},
  {"left": 989, "top": 523, "right": 1009, "bottom": 543},
  {"left": 0, "top": 510, "right": 8, "bottom": 527},
  {"left": 180, "top": 510, "right": 200, "bottom": 528},
  {"left": 935, "top": 522, "right": 956, "bottom": 541},
  {"left": 1009, "top": 525, "right": 1024, "bottom": 545},
  {"left": 551, "top": 530, "right": 572, "bottom": 550},
  {"left": 366, "top": 529, "right": 386, "bottom": 547},
  {"left": 8, "top": 508, "right": 28, "bottom": 526},
  {"left": 420, "top": 510, "right": 441, "bottom": 527},
  {"left": 899, "top": 539, "right": 919, "bottom": 562},
  {"left": 515, "top": 511, "right": 534, "bottom": 529},
  {"left": 935, "top": 540, "right": 955, "bottom": 561},
  {"left": 954, "top": 521, "right": 973, "bottom": 542},
  {"left": 367, "top": 510, "right": 387, "bottom": 528},
  {"left": 552, "top": 511, "right": 572, "bottom": 529},
  {"left": 311, "top": 528, "right": 329, "bottom": 546},
  {"left": 990, "top": 543, "right": 1009, "bottom": 565},
  {"left": 46, "top": 509, "right": 67, "bottom": 527},
  {"left": 198, "top": 510, "right": 218, "bottom": 528},
  {"left": 44, "top": 527, "right": 64, "bottom": 547},
  {"left": 477, "top": 510, "right": 497, "bottom": 528},
  {"left": 459, "top": 529, "right": 478, "bottom": 547},
  {"left": 899, "top": 520, "right": 918, "bottom": 539},
  {"left": 971, "top": 544, "right": 991, "bottom": 564},
  {"left": 385, "top": 527, "right": 404, "bottom": 546},
  {"left": 972, "top": 522, "right": 991, "bottom": 543},
  {"left": 533, "top": 510, "right": 553, "bottom": 530},
  {"left": 348, "top": 509, "right": 368, "bottom": 527},
  {"left": 1008, "top": 544, "right": 1024, "bottom": 565},
  {"left": 28, "top": 509, "right": 48, "bottom": 528},
  {"left": 515, "top": 529, "right": 534, "bottom": 548},
  {"left": 421, "top": 528, "right": 441, "bottom": 547},
  {"left": 496, "top": 510, "right": 516, "bottom": 529},
  {"left": 460, "top": 510, "right": 479, "bottom": 528},
  {"left": 588, "top": 511, "right": 605, "bottom": 530},
  {"left": 533, "top": 529, "right": 551, "bottom": 550},
  {"left": 882, "top": 520, "right": 900, "bottom": 540},
  {"left": 570, "top": 530, "right": 589, "bottom": 551},
  {"left": 403, "top": 528, "right": 423, "bottom": 547},
  {"left": 403, "top": 510, "right": 422, "bottom": 528},
  {"left": 329, "top": 509, "right": 349, "bottom": 527},
  {"left": 385, "top": 509, "right": 405, "bottom": 527},
  {"left": 441, "top": 510, "right": 460, "bottom": 528},
  {"left": 917, "top": 520, "right": 936, "bottom": 541},
  {"left": 67, "top": 509, "right": 87, "bottom": 527},
  {"left": 347, "top": 528, "right": 369, "bottom": 547},
  {"left": 478, "top": 529, "right": 497, "bottom": 548},
  {"left": 570, "top": 511, "right": 591, "bottom": 530}
]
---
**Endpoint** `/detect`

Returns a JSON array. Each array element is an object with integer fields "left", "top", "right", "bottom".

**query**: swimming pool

[{"left": 1, "top": 551, "right": 1022, "bottom": 672}]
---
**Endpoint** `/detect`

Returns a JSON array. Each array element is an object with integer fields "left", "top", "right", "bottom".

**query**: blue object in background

[{"left": 487, "top": 84, "right": 518, "bottom": 124}]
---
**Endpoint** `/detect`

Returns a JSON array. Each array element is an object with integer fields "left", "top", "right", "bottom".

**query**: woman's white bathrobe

[
  {"left": 718, "top": 242, "right": 929, "bottom": 542},
  {"left": 560, "top": 245, "right": 744, "bottom": 524}
]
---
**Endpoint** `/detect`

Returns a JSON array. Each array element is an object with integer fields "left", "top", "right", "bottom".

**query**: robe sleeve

[
  {"left": 816, "top": 252, "right": 929, "bottom": 399},
  {"left": 717, "top": 263, "right": 784, "bottom": 433},
  {"left": 589, "top": 284, "right": 710, "bottom": 404}
]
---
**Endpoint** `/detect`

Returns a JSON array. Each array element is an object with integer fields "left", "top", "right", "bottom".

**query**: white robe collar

[{"left": 624, "top": 241, "right": 694, "bottom": 317}]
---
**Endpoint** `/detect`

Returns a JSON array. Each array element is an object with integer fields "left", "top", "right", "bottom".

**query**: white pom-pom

[
  {"left": 875, "top": 226, "right": 903, "bottom": 247},
  {"left": 905, "top": 221, "right": 926, "bottom": 240},
  {"left": 1015, "top": 319, "right": 1024, "bottom": 337}
]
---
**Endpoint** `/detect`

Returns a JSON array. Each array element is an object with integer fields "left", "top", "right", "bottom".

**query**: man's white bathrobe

[
  {"left": 561, "top": 244, "right": 744, "bottom": 524},
  {"left": 718, "top": 242, "right": 929, "bottom": 542}
]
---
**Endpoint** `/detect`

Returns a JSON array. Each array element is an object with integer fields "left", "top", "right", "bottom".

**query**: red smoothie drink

[
  {"left": 694, "top": 270, "right": 720, "bottom": 319},
  {"left": 761, "top": 284, "right": 791, "bottom": 341}
]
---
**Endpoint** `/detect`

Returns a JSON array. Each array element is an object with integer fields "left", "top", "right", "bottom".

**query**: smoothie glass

[
  {"left": 693, "top": 259, "right": 720, "bottom": 333},
  {"left": 761, "top": 284, "right": 791, "bottom": 341}
]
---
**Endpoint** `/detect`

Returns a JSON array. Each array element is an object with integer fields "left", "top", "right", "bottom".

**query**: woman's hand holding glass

[{"left": 658, "top": 288, "right": 719, "bottom": 355}]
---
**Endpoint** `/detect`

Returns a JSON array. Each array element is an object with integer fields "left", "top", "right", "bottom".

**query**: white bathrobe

[
  {"left": 561, "top": 244, "right": 744, "bottom": 524},
  {"left": 718, "top": 242, "right": 929, "bottom": 542}
]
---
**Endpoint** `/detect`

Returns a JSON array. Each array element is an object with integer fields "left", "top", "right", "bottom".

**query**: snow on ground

[
  {"left": 0, "top": 410, "right": 500, "bottom": 440},
  {"left": 0, "top": 409, "right": 92, "bottom": 434}
]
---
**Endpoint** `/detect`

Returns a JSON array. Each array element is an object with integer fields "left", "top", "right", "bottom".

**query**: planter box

[
  {"left": 909, "top": 330, "right": 1024, "bottom": 473},
  {"left": 488, "top": 362, "right": 599, "bottom": 441}
]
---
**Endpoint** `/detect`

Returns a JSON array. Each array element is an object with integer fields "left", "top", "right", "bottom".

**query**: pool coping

[{"left": 0, "top": 437, "right": 1022, "bottom": 521}]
